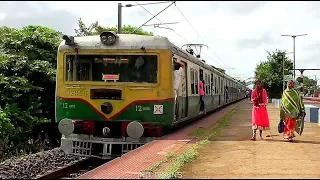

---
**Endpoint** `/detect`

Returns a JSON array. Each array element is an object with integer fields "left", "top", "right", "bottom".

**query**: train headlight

[
  {"left": 101, "top": 102, "right": 113, "bottom": 114},
  {"left": 58, "top": 118, "right": 74, "bottom": 137},
  {"left": 100, "top": 31, "right": 118, "bottom": 45}
]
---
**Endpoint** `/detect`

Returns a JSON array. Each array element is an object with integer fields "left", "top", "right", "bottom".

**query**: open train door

[
  {"left": 173, "top": 57, "right": 188, "bottom": 121},
  {"left": 180, "top": 61, "right": 188, "bottom": 119}
]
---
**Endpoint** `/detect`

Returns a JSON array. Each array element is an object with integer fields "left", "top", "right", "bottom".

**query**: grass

[
  {"left": 207, "top": 111, "right": 233, "bottom": 141},
  {"left": 143, "top": 109, "right": 236, "bottom": 179},
  {"left": 143, "top": 152, "right": 177, "bottom": 173},
  {"left": 188, "top": 126, "right": 206, "bottom": 137}
]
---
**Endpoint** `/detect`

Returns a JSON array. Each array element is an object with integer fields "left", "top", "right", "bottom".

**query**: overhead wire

[
  {"left": 135, "top": 1, "right": 219, "bottom": 66},
  {"left": 134, "top": 1, "right": 191, "bottom": 44},
  {"left": 135, "top": 1, "right": 230, "bottom": 70},
  {"left": 174, "top": 4, "right": 230, "bottom": 69}
]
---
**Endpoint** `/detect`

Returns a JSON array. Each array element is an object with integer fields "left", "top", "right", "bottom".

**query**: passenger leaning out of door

[
  {"left": 173, "top": 59, "right": 184, "bottom": 101},
  {"left": 199, "top": 78, "right": 206, "bottom": 114},
  {"left": 173, "top": 59, "right": 184, "bottom": 120}
]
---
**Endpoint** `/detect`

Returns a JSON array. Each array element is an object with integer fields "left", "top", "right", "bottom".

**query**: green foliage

[
  {"left": 0, "top": 107, "right": 14, "bottom": 139},
  {"left": 0, "top": 25, "right": 61, "bottom": 159},
  {"left": 254, "top": 50, "right": 294, "bottom": 98},
  {"left": 296, "top": 76, "right": 317, "bottom": 87},
  {"left": 74, "top": 18, "right": 154, "bottom": 36}
]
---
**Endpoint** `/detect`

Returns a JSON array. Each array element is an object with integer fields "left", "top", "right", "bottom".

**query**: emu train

[{"left": 56, "top": 32, "right": 247, "bottom": 159}]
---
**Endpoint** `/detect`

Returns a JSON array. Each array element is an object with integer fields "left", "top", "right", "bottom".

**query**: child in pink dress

[{"left": 250, "top": 80, "right": 270, "bottom": 141}]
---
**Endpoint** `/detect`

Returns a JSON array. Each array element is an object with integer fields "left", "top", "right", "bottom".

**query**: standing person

[
  {"left": 250, "top": 80, "right": 270, "bottom": 141},
  {"left": 225, "top": 86, "right": 229, "bottom": 103},
  {"left": 280, "top": 80, "right": 305, "bottom": 142},
  {"left": 246, "top": 90, "right": 249, "bottom": 99},
  {"left": 173, "top": 59, "right": 184, "bottom": 120},
  {"left": 199, "top": 78, "right": 206, "bottom": 114}
]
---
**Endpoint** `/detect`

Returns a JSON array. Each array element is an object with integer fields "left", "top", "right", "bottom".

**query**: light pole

[
  {"left": 281, "top": 51, "right": 293, "bottom": 91},
  {"left": 281, "top": 34, "right": 308, "bottom": 79},
  {"left": 118, "top": 3, "right": 122, "bottom": 33}
]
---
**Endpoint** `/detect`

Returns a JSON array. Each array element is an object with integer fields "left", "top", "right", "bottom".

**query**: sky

[{"left": 1, "top": 1, "right": 320, "bottom": 88}]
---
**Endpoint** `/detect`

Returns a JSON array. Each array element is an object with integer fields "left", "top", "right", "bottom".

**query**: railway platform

[
  {"left": 78, "top": 100, "right": 244, "bottom": 179},
  {"left": 181, "top": 98, "right": 320, "bottom": 179},
  {"left": 78, "top": 97, "right": 320, "bottom": 179},
  {"left": 304, "top": 97, "right": 320, "bottom": 103}
]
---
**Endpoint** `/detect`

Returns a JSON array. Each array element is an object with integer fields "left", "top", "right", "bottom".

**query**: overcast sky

[{"left": 1, "top": 1, "right": 320, "bottom": 87}]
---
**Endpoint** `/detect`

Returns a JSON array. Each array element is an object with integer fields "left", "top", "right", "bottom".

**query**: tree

[
  {"left": 74, "top": 18, "right": 154, "bottom": 36},
  {"left": 237, "top": 80, "right": 246, "bottom": 86},
  {"left": 254, "top": 49, "right": 293, "bottom": 98},
  {"left": 296, "top": 76, "right": 317, "bottom": 87},
  {"left": 296, "top": 76, "right": 318, "bottom": 94},
  {"left": 0, "top": 25, "right": 62, "bottom": 158}
]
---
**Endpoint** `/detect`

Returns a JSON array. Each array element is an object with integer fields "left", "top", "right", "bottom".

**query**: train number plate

[{"left": 68, "top": 90, "right": 88, "bottom": 97}]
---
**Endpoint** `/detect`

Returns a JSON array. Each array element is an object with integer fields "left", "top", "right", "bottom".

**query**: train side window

[
  {"left": 206, "top": 74, "right": 208, "bottom": 94},
  {"left": 195, "top": 70, "right": 198, "bottom": 94},
  {"left": 205, "top": 73, "right": 209, "bottom": 94},
  {"left": 190, "top": 68, "right": 195, "bottom": 94},
  {"left": 211, "top": 74, "right": 214, "bottom": 95},
  {"left": 206, "top": 74, "right": 210, "bottom": 94},
  {"left": 217, "top": 76, "right": 221, "bottom": 94},
  {"left": 215, "top": 77, "right": 218, "bottom": 94},
  {"left": 204, "top": 73, "right": 206, "bottom": 94},
  {"left": 205, "top": 74, "right": 207, "bottom": 94},
  {"left": 208, "top": 74, "right": 211, "bottom": 94},
  {"left": 220, "top": 78, "right": 223, "bottom": 94}
]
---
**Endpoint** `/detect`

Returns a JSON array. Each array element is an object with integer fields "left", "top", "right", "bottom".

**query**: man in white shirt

[
  {"left": 173, "top": 59, "right": 184, "bottom": 101},
  {"left": 173, "top": 59, "right": 184, "bottom": 120}
]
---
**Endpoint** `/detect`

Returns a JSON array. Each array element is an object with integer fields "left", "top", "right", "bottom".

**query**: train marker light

[{"left": 100, "top": 31, "right": 118, "bottom": 45}]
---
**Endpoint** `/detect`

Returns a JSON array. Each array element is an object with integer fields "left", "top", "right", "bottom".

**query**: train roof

[{"left": 58, "top": 34, "right": 246, "bottom": 88}]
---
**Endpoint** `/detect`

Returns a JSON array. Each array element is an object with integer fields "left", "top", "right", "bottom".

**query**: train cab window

[
  {"left": 65, "top": 54, "right": 158, "bottom": 83},
  {"left": 66, "top": 56, "right": 91, "bottom": 81}
]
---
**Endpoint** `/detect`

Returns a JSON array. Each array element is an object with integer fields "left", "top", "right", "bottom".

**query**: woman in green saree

[{"left": 280, "top": 80, "right": 305, "bottom": 142}]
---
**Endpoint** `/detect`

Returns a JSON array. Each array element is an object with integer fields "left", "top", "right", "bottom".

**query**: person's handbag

[{"left": 278, "top": 119, "right": 285, "bottom": 133}]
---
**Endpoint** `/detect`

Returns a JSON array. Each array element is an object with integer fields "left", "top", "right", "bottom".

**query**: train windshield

[{"left": 65, "top": 54, "right": 158, "bottom": 83}]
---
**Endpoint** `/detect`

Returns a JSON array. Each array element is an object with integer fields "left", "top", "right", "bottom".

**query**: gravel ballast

[{"left": 0, "top": 148, "right": 85, "bottom": 179}]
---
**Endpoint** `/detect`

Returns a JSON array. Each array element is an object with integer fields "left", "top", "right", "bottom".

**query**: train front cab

[{"left": 55, "top": 34, "right": 175, "bottom": 159}]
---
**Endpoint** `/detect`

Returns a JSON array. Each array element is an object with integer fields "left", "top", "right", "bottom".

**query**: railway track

[{"left": 35, "top": 157, "right": 108, "bottom": 179}]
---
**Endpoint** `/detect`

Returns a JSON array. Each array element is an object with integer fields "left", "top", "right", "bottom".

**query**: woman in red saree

[{"left": 250, "top": 80, "right": 270, "bottom": 141}]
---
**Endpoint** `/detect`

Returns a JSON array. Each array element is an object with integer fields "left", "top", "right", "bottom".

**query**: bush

[{"left": 0, "top": 25, "right": 61, "bottom": 160}]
